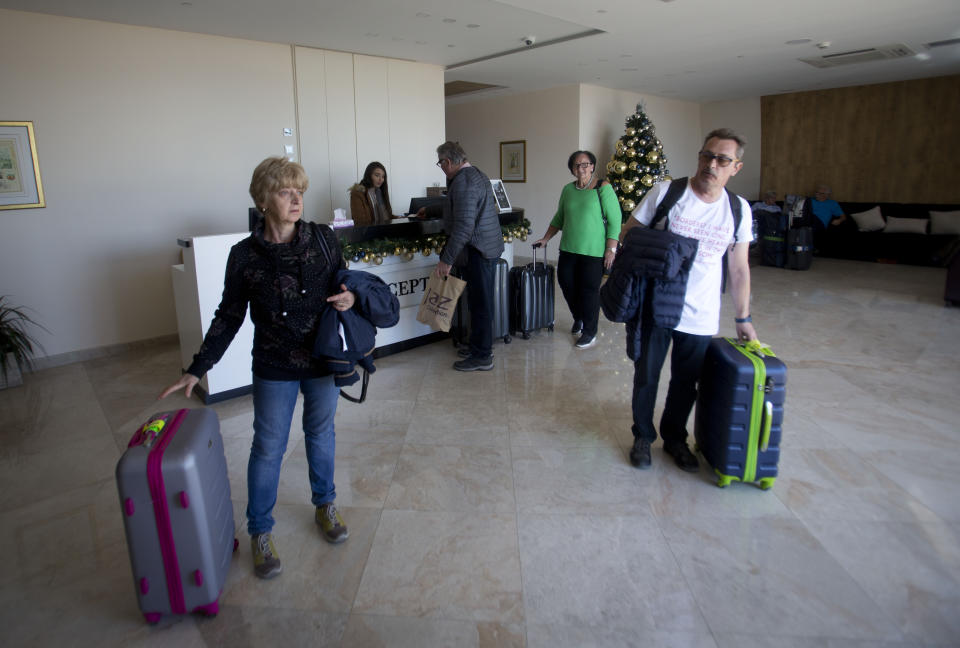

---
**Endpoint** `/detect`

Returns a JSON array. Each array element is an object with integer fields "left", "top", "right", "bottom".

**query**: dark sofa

[{"left": 804, "top": 201, "right": 960, "bottom": 267}]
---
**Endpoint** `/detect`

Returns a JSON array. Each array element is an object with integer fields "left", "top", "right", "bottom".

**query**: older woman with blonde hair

[{"left": 160, "top": 156, "right": 356, "bottom": 580}]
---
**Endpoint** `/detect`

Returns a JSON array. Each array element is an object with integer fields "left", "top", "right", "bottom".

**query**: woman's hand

[
  {"left": 159, "top": 373, "right": 200, "bottom": 400},
  {"left": 327, "top": 284, "right": 356, "bottom": 311},
  {"left": 532, "top": 237, "right": 549, "bottom": 248},
  {"left": 603, "top": 247, "right": 617, "bottom": 270}
]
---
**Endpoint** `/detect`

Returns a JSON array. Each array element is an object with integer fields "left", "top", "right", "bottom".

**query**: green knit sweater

[{"left": 549, "top": 182, "right": 622, "bottom": 257}]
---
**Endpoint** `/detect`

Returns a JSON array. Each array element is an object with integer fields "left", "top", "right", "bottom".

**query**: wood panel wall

[{"left": 760, "top": 74, "right": 960, "bottom": 203}]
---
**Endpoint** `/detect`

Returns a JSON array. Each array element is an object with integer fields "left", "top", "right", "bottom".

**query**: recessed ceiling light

[
  {"left": 416, "top": 12, "right": 429, "bottom": 18},
  {"left": 443, "top": 18, "right": 456, "bottom": 23},
  {"left": 447, "top": 44, "right": 456, "bottom": 47},
  {"left": 621, "top": 68, "right": 639, "bottom": 72},
  {"left": 597, "top": 9, "right": 607, "bottom": 13},
  {"left": 467, "top": 24, "right": 480, "bottom": 28},
  {"left": 785, "top": 38, "right": 812, "bottom": 45},
  {"left": 916, "top": 52, "right": 932, "bottom": 60}
]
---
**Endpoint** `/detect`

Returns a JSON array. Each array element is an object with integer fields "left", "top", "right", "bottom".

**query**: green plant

[{"left": 0, "top": 296, "right": 47, "bottom": 382}]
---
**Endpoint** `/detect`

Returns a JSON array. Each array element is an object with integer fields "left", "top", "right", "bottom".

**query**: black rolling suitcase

[
  {"left": 694, "top": 338, "right": 787, "bottom": 490},
  {"left": 785, "top": 227, "right": 813, "bottom": 270},
  {"left": 509, "top": 243, "right": 556, "bottom": 339},
  {"left": 759, "top": 211, "right": 787, "bottom": 267},
  {"left": 451, "top": 258, "right": 512, "bottom": 345},
  {"left": 946, "top": 253, "right": 960, "bottom": 306}
]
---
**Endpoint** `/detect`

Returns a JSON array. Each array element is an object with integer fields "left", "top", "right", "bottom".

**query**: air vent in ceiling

[
  {"left": 799, "top": 43, "right": 915, "bottom": 68},
  {"left": 927, "top": 37, "right": 960, "bottom": 48}
]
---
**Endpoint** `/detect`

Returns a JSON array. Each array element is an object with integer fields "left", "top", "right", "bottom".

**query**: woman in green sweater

[{"left": 534, "top": 150, "right": 621, "bottom": 348}]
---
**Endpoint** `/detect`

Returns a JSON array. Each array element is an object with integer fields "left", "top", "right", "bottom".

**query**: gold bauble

[
  {"left": 618, "top": 194, "right": 625, "bottom": 203},
  {"left": 394, "top": 246, "right": 402, "bottom": 255},
  {"left": 663, "top": 174, "right": 673, "bottom": 182},
  {"left": 373, "top": 255, "right": 384, "bottom": 265},
  {"left": 628, "top": 138, "right": 638, "bottom": 147},
  {"left": 614, "top": 161, "right": 628, "bottom": 174},
  {"left": 362, "top": 253, "right": 371, "bottom": 263},
  {"left": 641, "top": 174, "right": 654, "bottom": 187},
  {"left": 404, "top": 252, "right": 415, "bottom": 261},
  {"left": 606, "top": 160, "right": 617, "bottom": 174},
  {"left": 506, "top": 236, "right": 513, "bottom": 243},
  {"left": 422, "top": 248, "right": 432, "bottom": 257},
  {"left": 622, "top": 199, "right": 636, "bottom": 212},
  {"left": 628, "top": 161, "right": 639, "bottom": 171},
  {"left": 622, "top": 182, "right": 636, "bottom": 193},
  {"left": 646, "top": 151, "right": 659, "bottom": 164},
  {"left": 625, "top": 148, "right": 636, "bottom": 158},
  {"left": 625, "top": 128, "right": 636, "bottom": 136},
  {"left": 520, "top": 234, "right": 527, "bottom": 241}
]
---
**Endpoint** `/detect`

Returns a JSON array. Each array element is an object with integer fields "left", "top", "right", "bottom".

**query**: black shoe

[
  {"left": 457, "top": 346, "right": 471, "bottom": 358},
  {"left": 453, "top": 356, "right": 494, "bottom": 371},
  {"left": 664, "top": 442, "right": 699, "bottom": 473},
  {"left": 629, "top": 438, "right": 651, "bottom": 468},
  {"left": 571, "top": 320, "right": 583, "bottom": 335},
  {"left": 575, "top": 333, "right": 596, "bottom": 349}
]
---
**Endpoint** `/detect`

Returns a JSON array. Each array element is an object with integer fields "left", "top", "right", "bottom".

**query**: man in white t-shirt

[{"left": 621, "top": 128, "right": 758, "bottom": 472}]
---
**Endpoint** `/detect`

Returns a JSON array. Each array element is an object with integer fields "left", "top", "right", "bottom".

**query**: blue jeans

[
  {"left": 247, "top": 374, "right": 339, "bottom": 536},
  {"left": 631, "top": 326, "right": 711, "bottom": 446},
  {"left": 464, "top": 246, "right": 497, "bottom": 359}
]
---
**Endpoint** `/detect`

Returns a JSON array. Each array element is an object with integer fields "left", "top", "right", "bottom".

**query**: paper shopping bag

[{"left": 416, "top": 273, "right": 466, "bottom": 332}]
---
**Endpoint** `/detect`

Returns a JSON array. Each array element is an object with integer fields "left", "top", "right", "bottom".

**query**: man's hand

[
  {"left": 736, "top": 320, "right": 758, "bottom": 342},
  {"left": 434, "top": 261, "right": 452, "bottom": 278}
]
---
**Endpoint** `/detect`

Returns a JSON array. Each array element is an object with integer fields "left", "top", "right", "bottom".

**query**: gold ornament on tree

[
  {"left": 622, "top": 199, "right": 636, "bottom": 212},
  {"left": 614, "top": 161, "right": 628, "bottom": 174},
  {"left": 641, "top": 174, "right": 654, "bottom": 187},
  {"left": 628, "top": 161, "right": 639, "bottom": 171},
  {"left": 646, "top": 151, "right": 659, "bottom": 164},
  {"left": 625, "top": 148, "right": 636, "bottom": 158},
  {"left": 625, "top": 127, "right": 636, "bottom": 136}
]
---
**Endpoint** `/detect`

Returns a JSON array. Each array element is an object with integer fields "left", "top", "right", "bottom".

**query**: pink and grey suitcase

[
  {"left": 116, "top": 408, "right": 236, "bottom": 624},
  {"left": 694, "top": 338, "right": 787, "bottom": 489}
]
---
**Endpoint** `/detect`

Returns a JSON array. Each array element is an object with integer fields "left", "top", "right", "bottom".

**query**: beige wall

[
  {"left": 0, "top": 9, "right": 444, "bottom": 360},
  {"left": 445, "top": 85, "right": 581, "bottom": 260}
]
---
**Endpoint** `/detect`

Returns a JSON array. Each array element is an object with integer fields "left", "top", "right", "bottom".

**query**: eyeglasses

[
  {"left": 574, "top": 162, "right": 594, "bottom": 169},
  {"left": 698, "top": 150, "right": 740, "bottom": 167},
  {"left": 436, "top": 159, "right": 447, "bottom": 168}
]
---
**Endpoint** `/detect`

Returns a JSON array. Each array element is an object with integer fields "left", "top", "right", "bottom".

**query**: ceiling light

[
  {"left": 915, "top": 52, "right": 932, "bottom": 60},
  {"left": 785, "top": 38, "right": 812, "bottom": 45},
  {"left": 816, "top": 41, "right": 831, "bottom": 49},
  {"left": 467, "top": 24, "right": 480, "bottom": 28},
  {"left": 443, "top": 18, "right": 456, "bottom": 23},
  {"left": 416, "top": 12, "right": 429, "bottom": 18}
]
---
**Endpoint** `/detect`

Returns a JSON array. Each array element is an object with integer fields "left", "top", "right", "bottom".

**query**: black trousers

[
  {"left": 556, "top": 250, "right": 604, "bottom": 337},
  {"left": 631, "top": 326, "right": 711, "bottom": 446}
]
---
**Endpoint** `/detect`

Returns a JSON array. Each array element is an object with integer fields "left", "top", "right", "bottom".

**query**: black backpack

[{"left": 650, "top": 177, "right": 743, "bottom": 291}]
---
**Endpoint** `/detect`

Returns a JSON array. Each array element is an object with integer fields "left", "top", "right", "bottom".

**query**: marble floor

[{"left": 2, "top": 257, "right": 959, "bottom": 647}]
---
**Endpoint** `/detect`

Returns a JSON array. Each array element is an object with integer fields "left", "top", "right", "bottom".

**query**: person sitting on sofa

[{"left": 809, "top": 184, "right": 847, "bottom": 251}]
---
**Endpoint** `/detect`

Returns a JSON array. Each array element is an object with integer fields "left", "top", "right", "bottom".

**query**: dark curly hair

[{"left": 567, "top": 150, "right": 597, "bottom": 173}]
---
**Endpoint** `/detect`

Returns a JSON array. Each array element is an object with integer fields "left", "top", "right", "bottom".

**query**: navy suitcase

[
  {"left": 694, "top": 338, "right": 787, "bottom": 489},
  {"left": 451, "top": 258, "right": 512, "bottom": 346},
  {"left": 759, "top": 211, "right": 787, "bottom": 267},
  {"left": 785, "top": 227, "right": 813, "bottom": 271},
  {"left": 509, "top": 243, "right": 556, "bottom": 339},
  {"left": 116, "top": 408, "right": 236, "bottom": 623}
]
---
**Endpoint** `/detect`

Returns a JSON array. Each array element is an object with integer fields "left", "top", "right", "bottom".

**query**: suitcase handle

[
  {"left": 530, "top": 241, "right": 546, "bottom": 267},
  {"left": 760, "top": 400, "right": 773, "bottom": 452}
]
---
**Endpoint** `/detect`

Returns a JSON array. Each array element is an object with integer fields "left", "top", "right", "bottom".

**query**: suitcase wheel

[
  {"left": 196, "top": 601, "right": 219, "bottom": 617},
  {"left": 521, "top": 331, "right": 530, "bottom": 340},
  {"left": 716, "top": 474, "right": 733, "bottom": 488},
  {"left": 503, "top": 334, "right": 512, "bottom": 344},
  {"left": 758, "top": 478, "right": 775, "bottom": 491},
  {"left": 547, "top": 324, "right": 554, "bottom": 332},
  {"left": 144, "top": 612, "right": 162, "bottom": 625},
  {"left": 233, "top": 537, "right": 239, "bottom": 552}
]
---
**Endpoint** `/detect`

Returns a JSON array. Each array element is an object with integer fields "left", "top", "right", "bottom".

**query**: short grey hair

[
  {"left": 436, "top": 141, "right": 467, "bottom": 165},
  {"left": 703, "top": 128, "right": 745, "bottom": 160}
]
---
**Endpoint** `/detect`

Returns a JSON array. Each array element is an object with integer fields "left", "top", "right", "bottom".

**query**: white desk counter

[{"left": 172, "top": 231, "right": 514, "bottom": 403}]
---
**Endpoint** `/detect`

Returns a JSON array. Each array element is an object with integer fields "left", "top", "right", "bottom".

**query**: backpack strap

[{"left": 651, "top": 176, "right": 688, "bottom": 230}]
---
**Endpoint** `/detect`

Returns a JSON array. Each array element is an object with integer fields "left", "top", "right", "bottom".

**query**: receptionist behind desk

[{"left": 350, "top": 161, "right": 395, "bottom": 226}]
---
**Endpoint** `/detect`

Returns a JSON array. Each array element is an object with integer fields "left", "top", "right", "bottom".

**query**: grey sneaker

[
  {"left": 453, "top": 356, "right": 494, "bottom": 371},
  {"left": 251, "top": 533, "right": 282, "bottom": 579},
  {"left": 316, "top": 503, "right": 349, "bottom": 544}
]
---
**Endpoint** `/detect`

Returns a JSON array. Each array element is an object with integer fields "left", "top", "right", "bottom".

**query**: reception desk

[{"left": 172, "top": 210, "right": 524, "bottom": 403}]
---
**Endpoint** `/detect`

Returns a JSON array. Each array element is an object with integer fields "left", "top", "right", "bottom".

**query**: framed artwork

[
  {"left": 499, "top": 139, "right": 526, "bottom": 183},
  {"left": 490, "top": 179, "right": 512, "bottom": 213},
  {"left": 0, "top": 121, "right": 45, "bottom": 210}
]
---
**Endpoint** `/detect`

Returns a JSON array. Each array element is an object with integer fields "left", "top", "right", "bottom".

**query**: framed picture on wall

[
  {"left": 0, "top": 121, "right": 45, "bottom": 210},
  {"left": 490, "top": 179, "right": 512, "bottom": 213},
  {"left": 499, "top": 140, "right": 526, "bottom": 183}
]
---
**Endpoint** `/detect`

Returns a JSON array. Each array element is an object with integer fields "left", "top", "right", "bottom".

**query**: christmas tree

[{"left": 604, "top": 103, "right": 670, "bottom": 221}]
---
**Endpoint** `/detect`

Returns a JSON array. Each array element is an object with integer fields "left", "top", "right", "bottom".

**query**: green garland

[{"left": 341, "top": 219, "right": 531, "bottom": 266}]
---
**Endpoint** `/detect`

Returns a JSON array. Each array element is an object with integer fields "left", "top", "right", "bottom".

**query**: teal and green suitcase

[{"left": 694, "top": 338, "right": 786, "bottom": 489}]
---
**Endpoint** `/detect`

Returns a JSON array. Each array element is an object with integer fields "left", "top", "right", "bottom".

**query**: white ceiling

[{"left": 3, "top": 0, "right": 959, "bottom": 103}]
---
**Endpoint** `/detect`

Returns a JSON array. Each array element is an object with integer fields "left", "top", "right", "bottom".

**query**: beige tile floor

[{"left": 1, "top": 257, "right": 959, "bottom": 647}]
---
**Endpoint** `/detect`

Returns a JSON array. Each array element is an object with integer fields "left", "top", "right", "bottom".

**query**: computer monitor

[{"left": 407, "top": 195, "right": 447, "bottom": 217}]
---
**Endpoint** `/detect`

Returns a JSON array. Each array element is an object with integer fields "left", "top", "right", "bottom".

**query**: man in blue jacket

[
  {"left": 433, "top": 141, "right": 505, "bottom": 371},
  {"left": 620, "top": 129, "right": 758, "bottom": 471}
]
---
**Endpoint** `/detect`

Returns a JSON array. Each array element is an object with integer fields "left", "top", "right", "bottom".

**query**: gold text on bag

[{"left": 416, "top": 273, "right": 466, "bottom": 332}]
